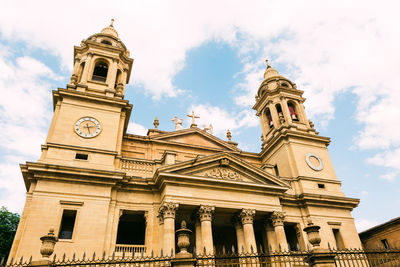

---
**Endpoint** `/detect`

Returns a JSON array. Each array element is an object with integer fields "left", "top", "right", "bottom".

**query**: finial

[
  {"left": 266, "top": 59, "right": 271, "bottom": 68},
  {"left": 187, "top": 111, "right": 200, "bottom": 128},
  {"left": 227, "top": 130, "right": 232, "bottom": 141},
  {"left": 153, "top": 117, "right": 159, "bottom": 129},
  {"left": 110, "top": 18, "right": 115, "bottom": 27}
]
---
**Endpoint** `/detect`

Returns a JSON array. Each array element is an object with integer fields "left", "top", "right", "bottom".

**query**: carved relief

[
  {"left": 240, "top": 209, "right": 256, "bottom": 225},
  {"left": 199, "top": 167, "right": 242, "bottom": 181},
  {"left": 198, "top": 205, "right": 215, "bottom": 222}
]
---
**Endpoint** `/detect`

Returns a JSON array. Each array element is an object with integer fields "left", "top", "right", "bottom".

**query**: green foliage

[{"left": 0, "top": 207, "right": 20, "bottom": 263}]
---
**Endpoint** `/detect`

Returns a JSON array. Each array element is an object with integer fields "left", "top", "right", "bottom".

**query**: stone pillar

[
  {"left": 195, "top": 219, "right": 202, "bottom": 255},
  {"left": 265, "top": 221, "right": 278, "bottom": 252},
  {"left": 268, "top": 102, "right": 280, "bottom": 128},
  {"left": 80, "top": 53, "right": 93, "bottom": 84},
  {"left": 157, "top": 212, "right": 164, "bottom": 255},
  {"left": 160, "top": 202, "right": 179, "bottom": 256},
  {"left": 271, "top": 211, "right": 288, "bottom": 251},
  {"left": 240, "top": 209, "right": 257, "bottom": 253},
  {"left": 68, "top": 57, "right": 81, "bottom": 87},
  {"left": 234, "top": 218, "right": 245, "bottom": 253},
  {"left": 198, "top": 205, "right": 215, "bottom": 255},
  {"left": 107, "top": 58, "right": 119, "bottom": 89},
  {"left": 280, "top": 97, "right": 293, "bottom": 125}
]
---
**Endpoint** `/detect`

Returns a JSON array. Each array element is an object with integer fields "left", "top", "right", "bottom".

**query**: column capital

[
  {"left": 271, "top": 211, "right": 285, "bottom": 227},
  {"left": 240, "top": 209, "right": 256, "bottom": 225},
  {"left": 159, "top": 202, "right": 179, "bottom": 219},
  {"left": 198, "top": 205, "right": 215, "bottom": 222}
]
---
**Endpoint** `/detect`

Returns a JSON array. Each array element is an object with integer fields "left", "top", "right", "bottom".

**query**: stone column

[
  {"left": 116, "top": 68, "right": 128, "bottom": 97},
  {"left": 157, "top": 212, "right": 164, "bottom": 255},
  {"left": 107, "top": 57, "right": 119, "bottom": 90},
  {"left": 234, "top": 218, "right": 245, "bottom": 253},
  {"left": 195, "top": 218, "right": 202, "bottom": 255},
  {"left": 80, "top": 53, "right": 93, "bottom": 84},
  {"left": 240, "top": 209, "right": 257, "bottom": 253},
  {"left": 268, "top": 102, "right": 280, "bottom": 128},
  {"left": 271, "top": 211, "right": 288, "bottom": 251},
  {"left": 265, "top": 221, "right": 278, "bottom": 252},
  {"left": 280, "top": 97, "right": 293, "bottom": 125},
  {"left": 198, "top": 205, "right": 215, "bottom": 255},
  {"left": 160, "top": 202, "right": 179, "bottom": 256}
]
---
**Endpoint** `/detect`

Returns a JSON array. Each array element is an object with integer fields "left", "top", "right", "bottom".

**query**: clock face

[{"left": 74, "top": 117, "right": 101, "bottom": 138}]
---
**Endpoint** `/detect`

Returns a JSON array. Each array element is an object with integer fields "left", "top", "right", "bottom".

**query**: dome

[
  {"left": 263, "top": 60, "right": 280, "bottom": 80},
  {"left": 101, "top": 19, "right": 118, "bottom": 38}
]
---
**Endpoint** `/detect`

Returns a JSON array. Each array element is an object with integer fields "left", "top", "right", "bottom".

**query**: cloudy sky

[{"left": 0, "top": 0, "right": 399, "bottom": 232}]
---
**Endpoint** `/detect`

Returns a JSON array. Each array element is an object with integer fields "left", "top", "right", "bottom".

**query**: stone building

[
  {"left": 359, "top": 217, "right": 400, "bottom": 249},
  {"left": 9, "top": 22, "right": 362, "bottom": 260}
]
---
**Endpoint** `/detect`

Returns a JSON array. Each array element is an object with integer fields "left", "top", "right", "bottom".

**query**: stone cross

[
  {"left": 187, "top": 111, "right": 200, "bottom": 127},
  {"left": 171, "top": 116, "right": 183, "bottom": 130}
]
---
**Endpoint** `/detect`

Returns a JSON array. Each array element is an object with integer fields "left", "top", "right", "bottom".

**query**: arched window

[
  {"left": 266, "top": 108, "right": 273, "bottom": 128},
  {"left": 92, "top": 60, "right": 108, "bottom": 82},
  {"left": 101, "top": 40, "right": 112, "bottom": 45},
  {"left": 288, "top": 102, "right": 299, "bottom": 121},
  {"left": 281, "top": 83, "right": 289, "bottom": 87}
]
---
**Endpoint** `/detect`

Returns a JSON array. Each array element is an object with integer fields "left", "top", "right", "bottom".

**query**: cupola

[
  {"left": 253, "top": 60, "right": 315, "bottom": 147},
  {"left": 67, "top": 19, "right": 133, "bottom": 99}
]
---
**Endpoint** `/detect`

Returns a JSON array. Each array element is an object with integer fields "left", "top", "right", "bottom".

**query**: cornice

[
  {"left": 281, "top": 193, "right": 360, "bottom": 210},
  {"left": 260, "top": 129, "right": 331, "bottom": 158},
  {"left": 20, "top": 162, "right": 125, "bottom": 191}
]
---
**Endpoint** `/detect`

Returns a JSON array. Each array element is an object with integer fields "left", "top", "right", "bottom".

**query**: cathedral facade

[{"left": 9, "top": 22, "right": 362, "bottom": 260}]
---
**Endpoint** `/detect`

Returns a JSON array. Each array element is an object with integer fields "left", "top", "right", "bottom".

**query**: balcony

[{"left": 114, "top": 244, "right": 146, "bottom": 257}]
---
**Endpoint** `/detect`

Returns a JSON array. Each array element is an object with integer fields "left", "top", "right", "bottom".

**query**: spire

[
  {"left": 101, "top": 18, "right": 119, "bottom": 38},
  {"left": 263, "top": 59, "right": 279, "bottom": 80}
]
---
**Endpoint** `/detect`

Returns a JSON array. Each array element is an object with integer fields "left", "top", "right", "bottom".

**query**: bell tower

[
  {"left": 254, "top": 61, "right": 345, "bottom": 196},
  {"left": 38, "top": 20, "right": 133, "bottom": 171}
]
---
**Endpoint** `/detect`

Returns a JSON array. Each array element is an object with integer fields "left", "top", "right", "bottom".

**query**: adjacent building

[
  {"left": 9, "top": 22, "right": 362, "bottom": 260},
  {"left": 359, "top": 217, "right": 400, "bottom": 249}
]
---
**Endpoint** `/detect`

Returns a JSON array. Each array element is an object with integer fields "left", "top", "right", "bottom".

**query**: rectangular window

[
  {"left": 59, "top": 210, "right": 77, "bottom": 239},
  {"left": 332, "top": 229, "right": 345, "bottom": 249},
  {"left": 274, "top": 165, "right": 280, "bottom": 177},
  {"left": 284, "top": 224, "right": 300, "bottom": 251},
  {"left": 75, "top": 153, "right": 88, "bottom": 160},
  {"left": 381, "top": 239, "right": 390, "bottom": 249},
  {"left": 318, "top": 183, "right": 325, "bottom": 189},
  {"left": 116, "top": 211, "right": 146, "bottom": 245}
]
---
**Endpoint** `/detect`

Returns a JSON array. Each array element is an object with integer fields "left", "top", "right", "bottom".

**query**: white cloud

[
  {"left": 127, "top": 122, "right": 148, "bottom": 136},
  {"left": 0, "top": 52, "right": 60, "bottom": 212},
  {"left": 356, "top": 218, "right": 380, "bottom": 232},
  {"left": 187, "top": 104, "right": 258, "bottom": 138}
]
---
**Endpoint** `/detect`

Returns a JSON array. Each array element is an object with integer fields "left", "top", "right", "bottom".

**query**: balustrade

[{"left": 119, "top": 158, "right": 154, "bottom": 177}]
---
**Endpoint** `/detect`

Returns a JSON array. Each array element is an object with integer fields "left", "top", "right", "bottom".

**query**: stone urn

[
  {"left": 40, "top": 227, "right": 58, "bottom": 258},
  {"left": 176, "top": 220, "right": 192, "bottom": 257},
  {"left": 303, "top": 223, "right": 321, "bottom": 248}
]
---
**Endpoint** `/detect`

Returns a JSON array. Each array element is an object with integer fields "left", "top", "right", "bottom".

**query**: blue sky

[{"left": 0, "top": 0, "right": 399, "bottom": 232}]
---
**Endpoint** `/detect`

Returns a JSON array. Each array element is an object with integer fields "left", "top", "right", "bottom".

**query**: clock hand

[{"left": 85, "top": 123, "right": 91, "bottom": 134}]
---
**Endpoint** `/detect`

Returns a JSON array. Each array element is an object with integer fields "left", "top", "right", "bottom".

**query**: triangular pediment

[
  {"left": 156, "top": 152, "right": 289, "bottom": 189},
  {"left": 150, "top": 128, "right": 240, "bottom": 151}
]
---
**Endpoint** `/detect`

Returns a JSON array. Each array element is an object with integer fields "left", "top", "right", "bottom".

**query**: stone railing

[
  {"left": 114, "top": 244, "right": 147, "bottom": 255},
  {"left": 119, "top": 158, "right": 155, "bottom": 177}
]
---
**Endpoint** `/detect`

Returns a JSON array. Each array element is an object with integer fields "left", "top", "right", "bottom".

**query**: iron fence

[{"left": 2, "top": 248, "right": 400, "bottom": 267}]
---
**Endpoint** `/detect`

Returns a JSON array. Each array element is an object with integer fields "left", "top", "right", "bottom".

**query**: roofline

[{"left": 359, "top": 217, "right": 400, "bottom": 236}]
